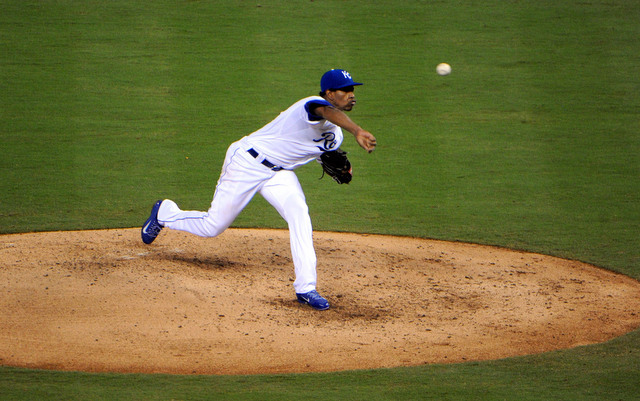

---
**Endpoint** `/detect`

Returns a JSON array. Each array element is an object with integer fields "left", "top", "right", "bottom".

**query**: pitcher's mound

[{"left": 1, "top": 228, "right": 639, "bottom": 375}]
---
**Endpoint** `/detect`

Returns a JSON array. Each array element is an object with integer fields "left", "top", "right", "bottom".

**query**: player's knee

[
  {"left": 199, "top": 216, "right": 228, "bottom": 238},
  {"left": 281, "top": 196, "right": 310, "bottom": 223}
]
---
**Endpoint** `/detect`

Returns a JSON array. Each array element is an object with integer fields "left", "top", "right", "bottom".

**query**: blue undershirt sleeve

[{"left": 304, "top": 99, "right": 332, "bottom": 121}]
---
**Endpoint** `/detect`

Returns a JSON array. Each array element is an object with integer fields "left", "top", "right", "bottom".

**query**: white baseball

[{"left": 436, "top": 63, "right": 451, "bottom": 76}]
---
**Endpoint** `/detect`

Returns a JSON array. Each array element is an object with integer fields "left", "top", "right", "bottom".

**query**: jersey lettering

[{"left": 313, "top": 132, "right": 338, "bottom": 151}]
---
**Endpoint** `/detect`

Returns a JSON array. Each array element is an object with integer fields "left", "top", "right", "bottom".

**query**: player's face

[{"left": 328, "top": 86, "right": 356, "bottom": 111}]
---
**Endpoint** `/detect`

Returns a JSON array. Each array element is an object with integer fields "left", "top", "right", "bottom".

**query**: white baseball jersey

[{"left": 241, "top": 96, "right": 344, "bottom": 169}]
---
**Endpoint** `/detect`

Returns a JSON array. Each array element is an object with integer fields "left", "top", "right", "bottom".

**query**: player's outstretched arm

[{"left": 314, "top": 106, "right": 377, "bottom": 153}]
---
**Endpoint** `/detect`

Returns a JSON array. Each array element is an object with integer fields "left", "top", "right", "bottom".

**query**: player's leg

[
  {"left": 158, "top": 143, "right": 271, "bottom": 237},
  {"left": 259, "top": 170, "right": 317, "bottom": 294}
]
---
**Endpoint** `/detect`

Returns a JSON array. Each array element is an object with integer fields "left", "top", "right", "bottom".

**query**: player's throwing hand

[{"left": 354, "top": 129, "right": 377, "bottom": 153}]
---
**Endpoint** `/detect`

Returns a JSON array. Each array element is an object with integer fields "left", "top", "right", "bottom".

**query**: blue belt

[{"left": 247, "top": 148, "right": 284, "bottom": 171}]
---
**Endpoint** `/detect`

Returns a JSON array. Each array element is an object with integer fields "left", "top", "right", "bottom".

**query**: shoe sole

[{"left": 141, "top": 200, "right": 163, "bottom": 244}]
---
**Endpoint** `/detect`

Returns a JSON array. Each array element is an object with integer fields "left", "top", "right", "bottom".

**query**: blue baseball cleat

[
  {"left": 296, "top": 290, "right": 330, "bottom": 311},
  {"left": 141, "top": 200, "right": 164, "bottom": 244}
]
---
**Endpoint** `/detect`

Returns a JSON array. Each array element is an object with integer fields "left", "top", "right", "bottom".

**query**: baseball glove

[{"left": 319, "top": 148, "right": 352, "bottom": 184}]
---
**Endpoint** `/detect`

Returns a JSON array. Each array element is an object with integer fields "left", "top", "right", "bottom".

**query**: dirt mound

[{"left": 1, "top": 228, "right": 639, "bottom": 375}]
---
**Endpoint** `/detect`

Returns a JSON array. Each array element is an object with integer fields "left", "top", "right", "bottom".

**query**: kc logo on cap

[{"left": 321, "top": 69, "right": 363, "bottom": 92}]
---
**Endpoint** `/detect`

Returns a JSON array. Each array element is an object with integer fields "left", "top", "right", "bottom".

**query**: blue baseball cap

[{"left": 320, "top": 69, "right": 363, "bottom": 92}]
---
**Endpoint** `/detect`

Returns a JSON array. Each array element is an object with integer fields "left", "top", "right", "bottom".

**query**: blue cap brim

[{"left": 333, "top": 82, "right": 363, "bottom": 90}]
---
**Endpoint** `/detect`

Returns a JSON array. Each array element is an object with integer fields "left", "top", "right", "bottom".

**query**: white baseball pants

[{"left": 157, "top": 140, "right": 317, "bottom": 294}]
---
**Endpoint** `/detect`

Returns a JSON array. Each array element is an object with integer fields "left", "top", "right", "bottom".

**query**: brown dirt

[{"left": 1, "top": 228, "right": 639, "bottom": 375}]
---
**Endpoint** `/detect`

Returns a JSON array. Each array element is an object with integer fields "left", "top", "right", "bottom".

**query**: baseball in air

[{"left": 436, "top": 63, "right": 451, "bottom": 76}]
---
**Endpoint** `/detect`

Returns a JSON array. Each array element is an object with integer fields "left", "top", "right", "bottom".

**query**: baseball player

[{"left": 141, "top": 69, "right": 377, "bottom": 310}]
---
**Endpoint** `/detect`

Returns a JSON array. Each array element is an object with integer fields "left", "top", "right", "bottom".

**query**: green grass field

[{"left": 1, "top": 0, "right": 639, "bottom": 399}]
